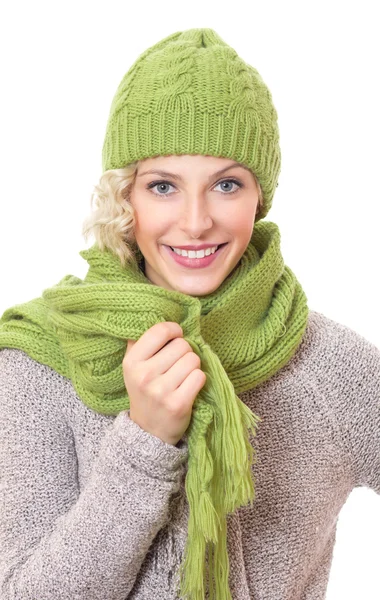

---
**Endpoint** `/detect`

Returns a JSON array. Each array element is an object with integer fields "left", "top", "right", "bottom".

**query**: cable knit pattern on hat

[{"left": 101, "top": 28, "right": 281, "bottom": 221}]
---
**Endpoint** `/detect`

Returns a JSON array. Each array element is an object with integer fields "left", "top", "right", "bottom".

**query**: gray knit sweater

[{"left": 0, "top": 309, "right": 379, "bottom": 599}]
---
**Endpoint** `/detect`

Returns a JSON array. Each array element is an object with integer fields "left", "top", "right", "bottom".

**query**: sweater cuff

[{"left": 109, "top": 410, "right": 189, "bottom": 481}]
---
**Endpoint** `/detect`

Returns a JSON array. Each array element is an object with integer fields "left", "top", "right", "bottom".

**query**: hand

[{"left": 123, "top": 322, "right": 206, "bottom": 446}]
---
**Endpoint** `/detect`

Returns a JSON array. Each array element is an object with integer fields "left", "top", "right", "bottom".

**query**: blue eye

[
  {"left": 147, "top": 181, "right": 176, "bottom": 197},
  {"left": 146, "top": 178, "right": 243, "bottom": 198},
  {"left": 214, "top": 179, "right": 242, "bottom": 194}
]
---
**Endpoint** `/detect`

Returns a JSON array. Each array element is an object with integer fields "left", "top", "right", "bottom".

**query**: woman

[{"left": 0, "top": 27, "right": 379, "bottom": 600}]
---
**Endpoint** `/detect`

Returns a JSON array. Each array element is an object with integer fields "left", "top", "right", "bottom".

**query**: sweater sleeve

[
  {"left": 327, "top": 323, "right": 380, "bottom": 495},
  {"left": 0, "top": 348, "right": 189, "bottom": 600}
]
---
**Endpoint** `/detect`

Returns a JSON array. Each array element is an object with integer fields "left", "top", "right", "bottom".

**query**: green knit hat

[{"left": 101, "top": 28, "right": 281, "bottom": 221}]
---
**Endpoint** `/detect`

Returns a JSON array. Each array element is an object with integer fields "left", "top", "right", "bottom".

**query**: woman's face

[{"left": 129, "top": 154, "right": 260, "bottom": 296}]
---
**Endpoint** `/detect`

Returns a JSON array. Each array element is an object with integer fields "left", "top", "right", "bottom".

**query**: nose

[{"left": 177, "top": 195, "right": 213, "bottom": 238}]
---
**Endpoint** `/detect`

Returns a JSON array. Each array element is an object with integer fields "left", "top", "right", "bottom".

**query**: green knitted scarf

[{"left": 0, "top": 219, "right": 309, "bottom": 600}]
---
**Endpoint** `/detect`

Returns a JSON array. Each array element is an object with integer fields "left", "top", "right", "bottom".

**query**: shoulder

[
  {"left": 291, "top": 309, "right": 380, "bottom": 381},
  {"left": 0, "top": 347, "right": 77, "bottom": 424},
  {"left": 0, "top": 346, "right": 73, "bottom": 396},
  {"left": 298, "top": 310, "right": 380, "bottom": 492},
  {"left": 0, "top": 346, "right": 64, "bottom": 381}
]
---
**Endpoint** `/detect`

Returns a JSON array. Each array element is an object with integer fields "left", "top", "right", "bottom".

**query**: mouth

[{"left": 162, "top": 243, "right": 229, "bottom": 269}]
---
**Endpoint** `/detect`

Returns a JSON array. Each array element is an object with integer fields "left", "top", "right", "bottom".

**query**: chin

[{"left": 171, "top": 279, "right": 223, "bottom": 297}]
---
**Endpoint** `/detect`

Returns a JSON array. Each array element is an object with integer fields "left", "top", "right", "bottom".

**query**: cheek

[
  {"left": 226, "top": 211, "right": 255, "bottom": 243},
  {"left": 134, "top": 208, "right": 170, "bottom": 241},
  {"left": 131, "top": 191, "right": 167, "bottom": 232}
]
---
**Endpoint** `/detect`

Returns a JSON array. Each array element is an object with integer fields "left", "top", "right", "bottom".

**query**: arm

[
  {"left": 328, "top": 324, "right": 380, "bottom": 495},
  {"left": 0, "top": 348, "right": 188, "bottom": 599}
]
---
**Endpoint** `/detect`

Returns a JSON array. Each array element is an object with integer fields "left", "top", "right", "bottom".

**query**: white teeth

[{"left": 171, "top": 245, "right": 219, "bottom": 258}]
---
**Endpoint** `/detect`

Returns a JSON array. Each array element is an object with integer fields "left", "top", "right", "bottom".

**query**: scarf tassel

[{"left": 175, "top": 339, "right": 262, "bottom": 600}]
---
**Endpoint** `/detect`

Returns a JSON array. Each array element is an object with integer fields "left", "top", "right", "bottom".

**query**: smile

[{"left": 162, "top": 243, "right": 228, "bottom": 269}]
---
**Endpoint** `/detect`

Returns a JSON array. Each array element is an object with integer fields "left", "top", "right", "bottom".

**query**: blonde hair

[{"left": 82, "top": 161, "right": 264, "bottom": 269}]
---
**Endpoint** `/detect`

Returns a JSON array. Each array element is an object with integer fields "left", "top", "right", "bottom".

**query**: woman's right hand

[{"left": 123, "top": 322, "right": 207, "bottom": 446}]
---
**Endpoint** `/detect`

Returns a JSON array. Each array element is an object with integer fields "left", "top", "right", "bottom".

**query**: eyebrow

[{"left": 137, "top": 161, "right": 251, "bottom": 181}]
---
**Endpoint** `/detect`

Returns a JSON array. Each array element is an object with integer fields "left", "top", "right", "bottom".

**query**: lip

[
  {"left": 162, "top": 243, "right": 228, "bottom": 269},
  {"left": 167, "top": 243, "right": 223, "bottom": 250}
]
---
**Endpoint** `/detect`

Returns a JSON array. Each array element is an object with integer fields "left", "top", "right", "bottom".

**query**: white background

[{"left": 0, "top": 1, "right": 379, "bottom": 597}]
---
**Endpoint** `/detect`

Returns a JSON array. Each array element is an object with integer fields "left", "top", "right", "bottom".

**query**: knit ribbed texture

[
  {"left": 101, "top": 28, "right": 281, "bottom": 222},
  {"left": 0, "top": 219, "right": 308, "bottom": 599},
  {"left": 1, "top": 311, "right": 379, "bottom": 597}
]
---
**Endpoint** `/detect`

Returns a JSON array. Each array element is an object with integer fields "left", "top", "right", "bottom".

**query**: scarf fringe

[
  {"left": 0, "top": 221, "right": 310, "bottom": 600},
  {"left": 175, "top": 340, "right": 262, "bottom": 600}
]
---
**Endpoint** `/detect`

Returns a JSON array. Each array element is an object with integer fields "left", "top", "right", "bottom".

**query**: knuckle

[
  {"left": 190, "top": 352, "right": 201, "bottom": 367},
  {"left": 150, "top": 382, "right": 165, "bottom": 402},
  {"left": 197, "top": 368, "right": 206, "bottom": 380},
  {"left": 166, "top": 399, "right": 183, "bottom": 417},
  {"left": 175, "top": 337, "right": 192, "bottom": 352},
  {"left": 135, "top": 367, "right": 152, "bottom": 389},
  {"left": 162, "top": 321, "right": 175, "bottom": 334},
  {"left": 163, "top": 321, "right": 182, "bottom": 336}
]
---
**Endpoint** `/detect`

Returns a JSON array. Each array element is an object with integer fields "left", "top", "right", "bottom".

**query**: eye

[
  {"left": 214, "top": 178, "right": 243, "bottom": 194},
  {"left": 146, "top": 181, "right": 175, "bottom": 197},
  {"left": 146, "top": 178, "right": 244, "bottom": 198}
]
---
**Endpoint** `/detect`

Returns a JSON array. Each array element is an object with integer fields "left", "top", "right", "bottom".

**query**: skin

[{"left": 129, "top": 154, "right": 260, "bottom": 297}]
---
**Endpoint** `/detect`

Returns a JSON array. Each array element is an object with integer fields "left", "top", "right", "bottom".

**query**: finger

[
  {"left": 126, "top": 339, "right": 136, "bottom": 352},
  {"left": 160, "top": 351, "right": 202, "bottom": 392},
  {"left": 171, "top": 367, "right": 206, "bottom": 405},
  {"left": 147, "top": 336, "right": 193, "bottom": 377},
  {"left": 126, "top": 322, "right": 183, "bottom": 364}
]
